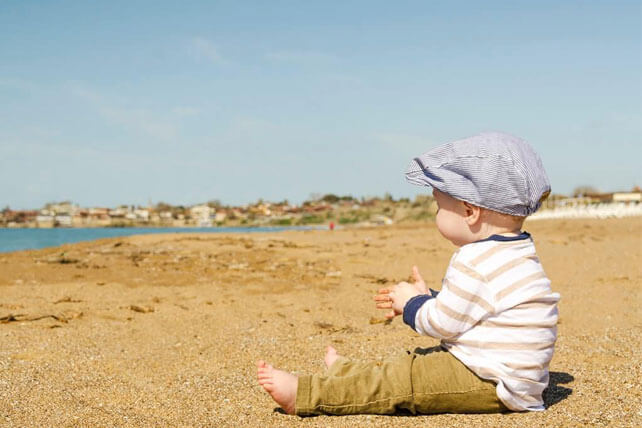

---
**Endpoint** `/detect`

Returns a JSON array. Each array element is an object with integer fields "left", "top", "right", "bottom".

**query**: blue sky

[{"left": 1, "top": 1, "right": 640, "bottom": 209}]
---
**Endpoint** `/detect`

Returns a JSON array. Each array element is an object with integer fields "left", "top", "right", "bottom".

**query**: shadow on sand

[{"left": 543, "top": 371, "right": 574, "bottom": 408}]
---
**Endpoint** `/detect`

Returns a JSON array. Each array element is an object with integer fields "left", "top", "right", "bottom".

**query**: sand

[{"left": 0, "top": 217, "right": 640, "bottom": 427}]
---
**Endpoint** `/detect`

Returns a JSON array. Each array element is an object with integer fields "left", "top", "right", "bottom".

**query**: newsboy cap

[{"left": 405, "top": 132, "right": 551, "bottom": 216}]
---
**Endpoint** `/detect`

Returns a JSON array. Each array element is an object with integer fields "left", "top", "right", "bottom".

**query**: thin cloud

[
  {"left": 189, "top": 37, "right": 226, "bottom": 64},
  {"left": 0, "top": 77, "right": 37, "bottom": 91},
  {"left": 326, "top": 73, "right": 364, "bottom": 86},
  {"left": 227, "top": 116, "right": 280, "bottom": 142},
  {"left": 69, "top": 83, "right": 177, "bottom": 140},
  {"left": 265, "top": 50, "right": 338, "bottom": 65},
  {"left": 172, "top": 106, "right": 201, "bottom": 117},
  {"left": 101, "top": 107, "right": 177, "bottom": 140}
]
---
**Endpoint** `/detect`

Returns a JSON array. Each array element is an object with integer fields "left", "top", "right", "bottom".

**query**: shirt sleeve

[{"left": 404, "top": 258, "right": 495, "bottom": 339}]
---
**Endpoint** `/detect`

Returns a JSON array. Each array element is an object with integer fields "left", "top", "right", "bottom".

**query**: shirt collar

[{"left": 474, "top": 231, "right": 531, "bottom": 243}]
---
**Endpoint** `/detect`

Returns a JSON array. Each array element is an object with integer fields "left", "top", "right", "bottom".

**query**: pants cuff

[{"left": 294, "top": 375, "right": 312, "bottom": 415}]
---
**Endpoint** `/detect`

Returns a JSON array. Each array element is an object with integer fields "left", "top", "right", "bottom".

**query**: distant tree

[
  {"left": 573, "top": 186, "right": 599, "bottom": 197},
  {"left": 155, "top": 202, "right": 173, "bottom": 212},
  {"left": 207, "top": 199, "right": 222, "bottom": 209},
  {"left": 45, "top": 200, "right": 72, "bottom": 208},
  {"left": 412, "top": 194, "right": 433, "bottom": 207},
  {"left": 321, "top": 194, "right": 340, "bottom": 203},
  {"left": 173, "top": 205, "right": 187, "bottom": 218}
]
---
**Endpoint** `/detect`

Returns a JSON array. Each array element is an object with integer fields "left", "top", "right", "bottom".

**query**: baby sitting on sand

[{"left": 257, "top": 132, "right": 560, "bottom": 415}]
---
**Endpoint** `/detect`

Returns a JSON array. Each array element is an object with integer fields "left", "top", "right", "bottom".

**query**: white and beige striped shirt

[{"left": 408, "top": 232, "right": 559, "bottom": 411}]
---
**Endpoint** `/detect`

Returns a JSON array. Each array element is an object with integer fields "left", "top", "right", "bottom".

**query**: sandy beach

[{"left": 0, "top": 217, "right": 640, "bottom": 428}]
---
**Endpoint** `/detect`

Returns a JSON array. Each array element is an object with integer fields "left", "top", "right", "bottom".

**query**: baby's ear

[{"left": 462, "top": 201, "right": 482, "bottom": 224}]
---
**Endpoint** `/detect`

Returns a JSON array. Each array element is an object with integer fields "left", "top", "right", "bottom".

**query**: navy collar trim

[{"left": 475, "top": 231, "right": 531, "bottom": 243}]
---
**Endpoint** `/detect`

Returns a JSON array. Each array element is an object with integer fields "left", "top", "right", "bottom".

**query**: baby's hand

[
  {"left": 410, "top": 265, "right": 428, "bottom": 294},
  {"left": 374, "top": 266, "right": 427, "bottom": 319}
]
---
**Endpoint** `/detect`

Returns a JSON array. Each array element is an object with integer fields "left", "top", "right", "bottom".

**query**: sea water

[{"left": 0, "top": 226, "right": 319, "bottom": 253}]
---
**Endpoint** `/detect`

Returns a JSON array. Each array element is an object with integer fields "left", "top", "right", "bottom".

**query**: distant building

[
  {"left": 584, "top": 191, "right": 641, "bottom": 204},
  {"left": 371, "top": 214, "right": 394, "bottom": 225},
  {"left": 190, "top": 204, "right": 212, "bottom": 226},
  {"left": 585, "top": 192, "right": 614, "bottom": 203},
  {"left": 109, "top": 206, "right": 129, "bottom": 218},
  {"left": 45, "top": 201, "right": 77, "bottom": 216},
  {"left": 133, "top": 209, "right": 149, "bottom": 221},
  {"left": 88, "top": 208, "right": 111, "bottom": 226},
  {"left": 54, "top": 214, "right": 73, "bottom": 227},
  {"left": 36, "top": 214, "right": 54, "bottom": 228},
  {"left": 613, "top": 192, "right": 641, "bottom": 203},
  {"left": 73, "top": 211, "right": 89, "bottom": 227}
]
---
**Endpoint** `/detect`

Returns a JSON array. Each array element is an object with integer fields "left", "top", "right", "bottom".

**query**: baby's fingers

[
  {"left": 376, "top": 301, "right": 393, "bottom": 309},
  {"left": 412, "top": 266, "right": 424, "bottom": 283},
  {"left": 374, "top": 291, "right": 393, "bottom": 309},
  {"left": 374, "top": 293, "right": 391, "bottom": 302},
  {"left": 412, "top": 266, "right": 427, "bottom": 293}
]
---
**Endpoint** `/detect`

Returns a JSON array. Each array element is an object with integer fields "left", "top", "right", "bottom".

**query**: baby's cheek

[{"left": 435, "top": 213, "right": 451, "bottom": 237}]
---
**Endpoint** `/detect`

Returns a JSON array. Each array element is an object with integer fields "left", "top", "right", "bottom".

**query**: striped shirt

[{"left": 405, "top": 232, "right": 560, "bottom": 411}]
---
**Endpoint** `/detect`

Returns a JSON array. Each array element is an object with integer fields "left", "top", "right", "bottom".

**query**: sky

[{"left": 1, "top": 0, "right": 640, "bottom": 209}]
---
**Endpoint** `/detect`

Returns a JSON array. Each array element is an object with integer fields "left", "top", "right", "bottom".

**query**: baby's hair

[
  {"left": 499, "top": 211, "right": 526, "bottom": 227},
  {"left": 481, "top": 207, "right": 526, "bottom": 229}
]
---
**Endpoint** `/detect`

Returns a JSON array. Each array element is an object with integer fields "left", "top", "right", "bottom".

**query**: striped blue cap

[{"left": 405, "top": 132, "right": 551, "bottom": 216}]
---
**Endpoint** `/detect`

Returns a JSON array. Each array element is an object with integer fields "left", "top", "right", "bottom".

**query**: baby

[{"left": 257, "top": 132, "right": 559, "bottom": 415}]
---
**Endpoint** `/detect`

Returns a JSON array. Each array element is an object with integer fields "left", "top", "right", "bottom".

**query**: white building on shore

[{"left": 190, "top": 204, "right": 213, "bottom": 227}]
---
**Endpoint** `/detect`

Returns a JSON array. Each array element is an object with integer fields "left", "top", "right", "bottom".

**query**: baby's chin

[
  {"left": 438, "top": 232, "right": 473, "bottom": 247},
  {"left": 451, "top": 239, "right": 474, "bottom": 247}
]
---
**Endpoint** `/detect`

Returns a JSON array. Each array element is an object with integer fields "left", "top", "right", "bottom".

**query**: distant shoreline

[
  {"left": 0, "top": 225, "right": 325, "bottom": 254},
  {"left": 0, "top": 224, "right": 322, "bottom": 229}
]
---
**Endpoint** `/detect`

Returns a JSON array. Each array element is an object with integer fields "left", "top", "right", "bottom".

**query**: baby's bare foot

[
  {"left": 256, "top": 360, "right": 298, "bottom": 415},
  {"left": 324, "top": 345, "right": 341, "bottom": 369}
]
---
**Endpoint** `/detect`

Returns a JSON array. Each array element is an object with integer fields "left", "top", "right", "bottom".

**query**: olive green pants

[{"left": 295, "top": 346, "right": 508, "bottom": 415}]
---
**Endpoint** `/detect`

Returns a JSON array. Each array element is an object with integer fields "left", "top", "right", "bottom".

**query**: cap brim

[{"left": 405, "top": 157, "right": 444, "bottom": 191}]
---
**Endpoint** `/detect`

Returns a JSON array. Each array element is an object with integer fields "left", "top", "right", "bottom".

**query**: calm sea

[{"left": 0, "top": 226, "right": 319, "bottom": 253}]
